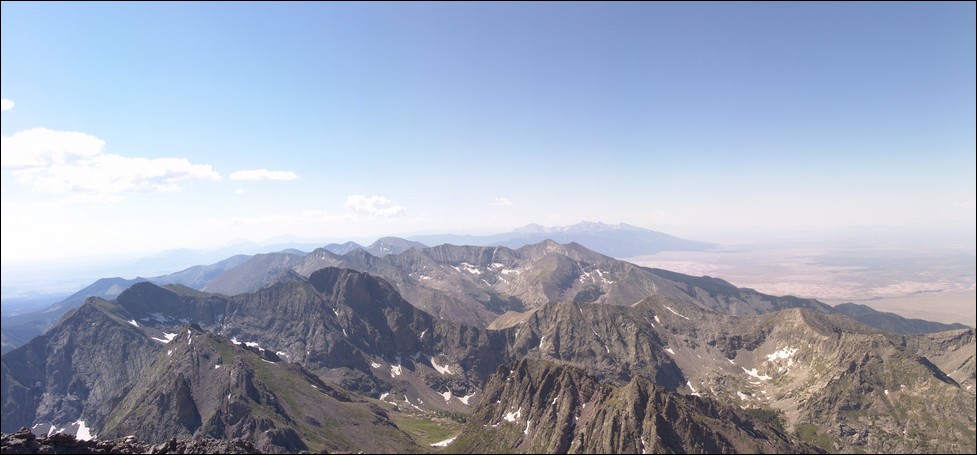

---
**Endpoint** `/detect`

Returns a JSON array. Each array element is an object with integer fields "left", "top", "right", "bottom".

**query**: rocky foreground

[{"left": 0, "top": 428, "right": 258, "bottom": 454}]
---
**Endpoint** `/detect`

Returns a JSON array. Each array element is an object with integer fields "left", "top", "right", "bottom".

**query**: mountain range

[
  {"left": 2, "top": 230, "right": 968, "bottom": 356},
  {"left": 407, "top": 221, "right": 717, "bottom": 257},
  {"left": 3, "top": 238, "right": 975, "bottom": 453}
]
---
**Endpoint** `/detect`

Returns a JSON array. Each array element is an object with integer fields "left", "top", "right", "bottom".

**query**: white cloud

[
  {"left": 344, "top": 194, "right": 406, "bottom": 218},
  {"left": 235, "top": 188, "right": 246, "bottom": 195},
  {"left": 1, "top": 99, "right": 13, "bottom": 111},
  {"left": 229, "top": 169, "right": 298, "bottom": 181},
  {"left": 2, "top": 127, "right": 220, "bottom": 202},
  {"left": 492, "top": 197, "right": 514, "bottom": 207},
  {"left": 1, "top": 128, "right": 104, "bottom": 170}
]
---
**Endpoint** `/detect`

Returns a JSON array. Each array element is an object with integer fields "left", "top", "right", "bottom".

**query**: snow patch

[
  {"left": 442, "top": 390, "right": 452, "bottom": 402},
  {"left": 127, "top": 319, "right": 139, "bottom": 327},
  {"left": 167, "top": 350, "right": 172, "bottom": 357},
  {"left": 766, "top": 346, "right": 798, "bottom": 362},
  {"left": 430, "top": 436, "right": 457, "bottom": 447},
  {"left": 742, "top": 367, "right": 771, "bottom": 381},
  {"left": 390, "top": 358, "right": 402, "bottom": 378},
  {"left": 151, "top": 332, "right": 178, "bottom": 344},
  {"left": 594, "top": 269, "right": 614, "bottom": 284},
  {"left": 525, "top": 420, "right": 531, "bottom": 435},
  {"left": 737, "top": 391, "right": 750, "bottom": 401},
  {"left": 539, "top": 335, "right": 545, "bottom": 348},
  {"left": 503, "top": 407, "right": 522, "bottom": 422},
  {"left": 654, "top": 315, "right": 661, "bottom": 324},
  {"left": 342, "top": 328, "right": 348, "bottom": 337},
  {"left": 74, "top": 420, "right": 95, "bottom": 441},
  {"left": 884, "top": 389, "right": 889, "bottom": 395},
  {"left": 457, "top": 392, "right": 476, "bottom": 405},
  {"left": 371, "top": 361, "right": 382, "bottom": 369},
  {"left": 244, "top": 341, "right": 264, "bottom": 352},
  {"left": 214, "top": 364, "right": 221, "bottom": 369},
  {"left": 687, "top": 381, "right": 701, "bottom": 397},
  {"left": 727, "top": 358, "right": 735, "bottom": 365},
  {"left": 430, "top": 357, "right": 453, "bottom": 375},
  {"left": 380, "top": 393, "right": 390, "bottom": 401},
  {"left": 662, "top": 305, "right": 690, "bottom": 320},
  {"left": 261, "top": 359, "right": 275, "bottom": 364},
  {"left": 275, "top": 351, "right": 288, "bottom": 359},
  {"left": 230, "top": 337, "right": 241, "bottom": 345},
  {"left": 665, "top": 348, "right": 675, "bottom": 355},
  {"left": 459, "top": 262, "right": 481, "bottom": 274}
]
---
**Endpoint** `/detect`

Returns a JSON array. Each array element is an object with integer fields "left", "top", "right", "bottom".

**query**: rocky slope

[
  {"left": 452, "top": 359, "right": 819, "bottom": 454},
  {"left": 210, "top": 240, "right": 834, "bottom": 328},
  {"left": 1, "top": 299, "right": 161, "bottom": 435},
  {"left": 100, "top": 325, "right": 415, "bottom": 454}
]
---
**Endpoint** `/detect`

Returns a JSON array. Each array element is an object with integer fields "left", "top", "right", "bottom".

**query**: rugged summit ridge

[
  {"left": 210, "top": 240, "right": 838, "bottom": 328},
  {"left": 100, "top": 325, "right": 414, "bottom": 454}
]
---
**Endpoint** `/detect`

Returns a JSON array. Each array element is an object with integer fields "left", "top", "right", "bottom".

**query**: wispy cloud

[
  {"left": 229, "top": 169, "right": 298, "bottom": 181},
  {"left": 2, "top": 127, "right": 220, "bottom": 202},
  {"left": 0, "top": 99, "right": 13, "bottom": 111},
  {"left": 344, "top": 194, "right": 406, "bottom": 218},
  {"left": 491, "top": 196, "right": 514, "bottom": 207}
]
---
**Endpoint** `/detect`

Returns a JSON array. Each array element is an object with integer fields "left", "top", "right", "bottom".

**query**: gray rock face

[
  {"left": 100, "top": 326, "right": 414, "bottom": 454},
  {"left": 0, "top": 301, "right": 161, "bottom": 435},
  {"left": 454, "top": 359, "right": 819, "bottom": 454}
]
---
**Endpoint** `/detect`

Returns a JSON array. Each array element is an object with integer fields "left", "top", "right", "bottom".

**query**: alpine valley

[{"left": 2, "top": 225, "right": 974, "bottom": 453}]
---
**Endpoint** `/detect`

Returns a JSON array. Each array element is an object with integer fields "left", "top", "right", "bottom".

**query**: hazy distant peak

[
  {"left": 513, "top": 221, "right": 644, "bottom": 234},
  {"left": 512, "top": 223, "right": 548, "bottom": 234},
  {"left": 364, "top": 237, "right": 427, "bottom": 256}
]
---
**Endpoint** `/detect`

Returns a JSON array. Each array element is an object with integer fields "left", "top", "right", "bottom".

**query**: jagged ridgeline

[
  {"left": 3, "top": 252, "right": 975, "bottom": 452},
  {"left": 4, "top": 240, "right": 966, "bottom": 356}
]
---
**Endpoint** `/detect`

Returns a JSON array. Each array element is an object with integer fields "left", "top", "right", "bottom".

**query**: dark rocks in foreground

[{"left": 0, "top": 428, "right": 259, "bottom": 454}]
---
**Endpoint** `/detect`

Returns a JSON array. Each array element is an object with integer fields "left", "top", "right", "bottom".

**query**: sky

[{"left": 2, "top": 2, "right": 975, "bottom": 269}]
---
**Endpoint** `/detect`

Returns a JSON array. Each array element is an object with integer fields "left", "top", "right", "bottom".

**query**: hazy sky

[{"left": 2, "top": 2, "right": 975, "bottom": 264}]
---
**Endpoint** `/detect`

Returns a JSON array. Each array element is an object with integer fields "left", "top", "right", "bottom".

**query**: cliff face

[
  {"left": 100, "top": 326, "right": 415, "bottom": 454},
  {"left": 453, "top": 359, "right": 819, "bottom": 454},
  {"left": 0, "top": 300, "right": 161, "bottom": 435}
]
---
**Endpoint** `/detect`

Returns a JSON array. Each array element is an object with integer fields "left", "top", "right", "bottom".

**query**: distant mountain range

[
  {"left": 408, "top": 221, "right": 716, "bottom": 257},
  {"left": 2, "top": 227, "right": 968, "bottom": 355}
]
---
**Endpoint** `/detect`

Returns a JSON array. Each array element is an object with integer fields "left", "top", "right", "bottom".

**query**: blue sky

[{"left": 2, "top": 2, "right": 975, "bottom": 264}]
